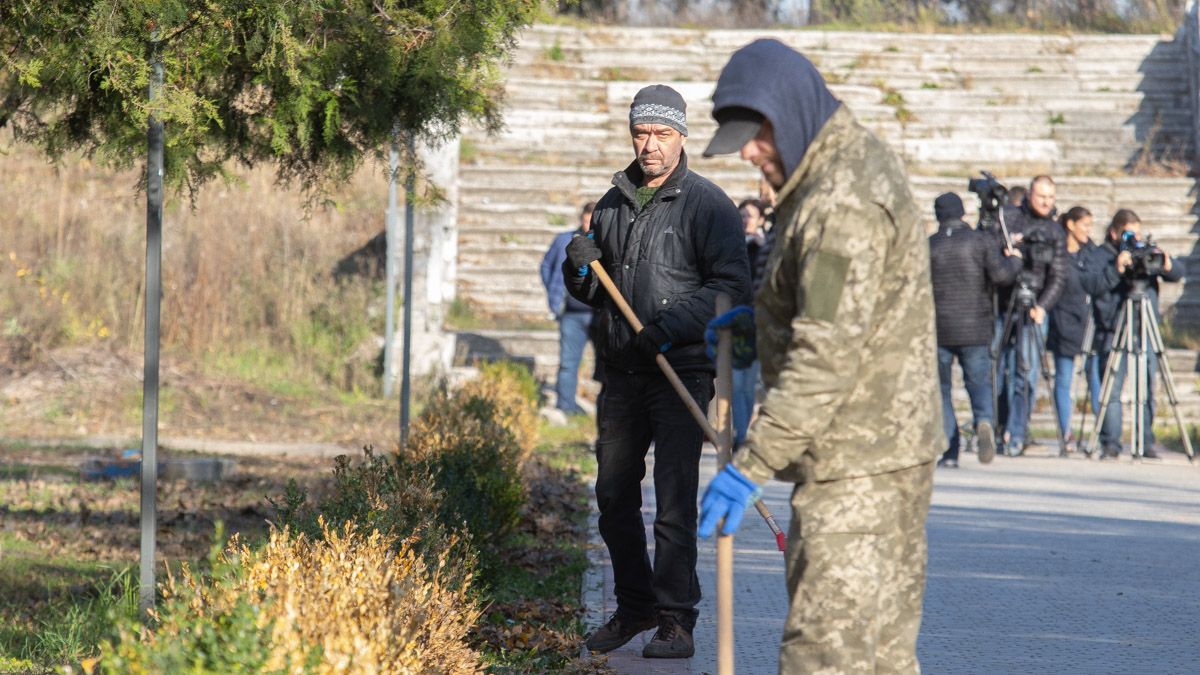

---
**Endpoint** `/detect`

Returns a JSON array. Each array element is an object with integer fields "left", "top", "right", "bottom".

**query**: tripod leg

[
  {"left": 1011, "top": 315, "right": 1036, "bottom": 455},
  {"left": 1075, "top": 310, "right": 1097, "bottom": 445},
  {"left": 1133, "top": 304, "right": 1146, "bottom": 459},
  {"left": 1087, "top": 307, "right": 1128, "bottom": 457},
  {"left": 991, "top": 297, "right": 1020, "bottom": 443},
  {"left": 1144, "top": 304, "right": 1195, "bottom": 460},
  {"left": 1074, "top": 352, "right": 1094, "bottom": 446},
  {"left": 1033, "top": 325, "right": 1066, "bottom": 456}
]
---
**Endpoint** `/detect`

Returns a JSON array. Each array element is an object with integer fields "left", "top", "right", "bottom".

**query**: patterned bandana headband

[{"left": 629, "top": 84, "right": 688, "bottom": 136}]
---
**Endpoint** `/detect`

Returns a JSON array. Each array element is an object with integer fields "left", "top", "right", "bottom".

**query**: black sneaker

[
  {"left": 977, "top": 421, "right": 996, "bottom": 464},
  {"left": 937, "top": 457, "right": 959, "bottom": 469},
  {"left": 1100, "top": 445, "right": 1120, "bottom": 460},
  {"left": 1140, "top": 446, "right": 1160, "bottom": 459},
  {"left": 584, "top": 612, "right": 656, "bottom": 654},
  {"left": 642, "top": 614, "right": 694, "bottom": 659}
]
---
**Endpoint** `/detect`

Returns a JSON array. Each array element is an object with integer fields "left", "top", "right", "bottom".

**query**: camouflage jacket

[{"left": 732, "top": 107, "right": 944, "bottom": 485}]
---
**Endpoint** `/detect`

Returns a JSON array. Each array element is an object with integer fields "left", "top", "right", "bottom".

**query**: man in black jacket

[
  {"left": 994, "top": 175, "right": 1068, "bottom": 455},
  {"left": 1082, "top": 209, "right": 1185, "bottom": 458},
  {"left": 563, "top": 84, "right": 749, "bottom": 659},
  {"left": 930, "top": 193, "right": 1021, "bottom": 467}
]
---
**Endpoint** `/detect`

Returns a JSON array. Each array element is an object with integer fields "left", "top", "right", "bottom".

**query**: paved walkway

[{"left": 583, "top": 442, "right": 1200, "bottom": 674}]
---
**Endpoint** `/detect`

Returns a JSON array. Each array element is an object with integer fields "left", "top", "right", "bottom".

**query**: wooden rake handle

[{"left": 588, "top": 260, "right": 786, "bottom": 551}]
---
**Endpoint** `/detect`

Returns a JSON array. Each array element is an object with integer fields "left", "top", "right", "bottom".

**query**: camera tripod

[
  {"left": 1083, "top": 280, "right": 1195, "bottom": 460},
  {"left": 992, "top": 276, "right": 1067, "bottom": 456},
  {"left": 1072, "top": 313, "right": 1098, "bottom": 444}
]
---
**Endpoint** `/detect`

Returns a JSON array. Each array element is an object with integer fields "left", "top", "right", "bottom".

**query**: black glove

[
  {"left": 633, "top": 325, "right": 671, "bottom": 360},
  {"left": 565, "top": 235, "right": 602, "bottom": 276}
]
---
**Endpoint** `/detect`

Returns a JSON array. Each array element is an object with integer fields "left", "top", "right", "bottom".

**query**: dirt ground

[
  {"left": 0, "top": 344, "right": 405, "bottom": 448},
  {"left": 0, "top": 443, "right": 333, "bottom": 566}
]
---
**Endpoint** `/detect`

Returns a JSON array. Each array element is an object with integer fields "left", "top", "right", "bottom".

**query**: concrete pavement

[{"left": 583, "top": 442, "right": 1200, "bottom": 674}]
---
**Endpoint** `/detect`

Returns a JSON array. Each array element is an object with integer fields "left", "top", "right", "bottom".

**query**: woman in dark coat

[{"left": 1047, "top": 206, "right": 1096, "bottom": 451}]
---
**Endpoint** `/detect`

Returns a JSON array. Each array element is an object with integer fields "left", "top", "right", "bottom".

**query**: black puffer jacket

[
  {"left": 1082, "top": 238, "right": 1186, "bottom": 341},
  {"left": 1046, "top": 242, "right": 1096, "bottom": 357},
  {"left": 997, "top": 202, "right": 1068, "bottom": 313},
  {"left": 928, "top": 220, "right": 1021, "bottom": 346},
  {"left": 564, "top": 152, "right": 750, "bottom": 373}
]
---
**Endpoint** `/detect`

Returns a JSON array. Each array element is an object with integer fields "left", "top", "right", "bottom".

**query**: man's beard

[{"left": 639, "top": 155, "right": 673, "bottom": 178}]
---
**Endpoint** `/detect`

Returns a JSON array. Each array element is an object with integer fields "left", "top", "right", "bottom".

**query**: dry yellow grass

[{"left": 1, "top": 140, "right": 392, "bottom": 386}]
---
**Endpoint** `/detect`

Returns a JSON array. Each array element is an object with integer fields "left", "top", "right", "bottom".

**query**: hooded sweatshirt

[{"left": 710, "top": 39, "right": 841, "bottom": 181}]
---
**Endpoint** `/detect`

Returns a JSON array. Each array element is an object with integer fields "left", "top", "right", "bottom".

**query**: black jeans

[{"left": 595, "top": 368, "right": 713, "bottom": 629}]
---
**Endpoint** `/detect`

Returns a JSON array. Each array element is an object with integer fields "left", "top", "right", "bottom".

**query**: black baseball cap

[{"left": 703, "top": 107, "right": 764, "bottom": 157}]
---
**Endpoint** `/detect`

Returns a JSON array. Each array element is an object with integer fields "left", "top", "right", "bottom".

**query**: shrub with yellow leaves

[
  {"left": 99, "top": 520, "right": 481, "bottom": 674},
  {"left": 97, "top": 363, "right": 541, "bottom": 672}
]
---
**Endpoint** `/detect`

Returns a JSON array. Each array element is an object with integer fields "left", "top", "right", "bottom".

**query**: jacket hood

[{"left": 710, "top": 39, "right": 841, "bottom": 180}]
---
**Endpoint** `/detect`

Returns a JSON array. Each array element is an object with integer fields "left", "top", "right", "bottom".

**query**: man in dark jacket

[
  {"left": 994, "top": 175, "right": 1068, "bottom": 455},
  {"left": 929, "top": 193, "right": 1021, "bottom": 467},
  {"left": 563, "top": 84, "right": 749, "bottom": 659},
  {"left": 1081, "top": 209, "right": 1185, "bottom": 458},
  {"left": 540, "top": 201, "right": 597, "bottom": 415}
]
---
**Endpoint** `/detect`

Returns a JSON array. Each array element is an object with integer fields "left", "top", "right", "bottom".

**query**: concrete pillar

[{"left": 390, "top": 137, "right": 458, "bottom": 378}]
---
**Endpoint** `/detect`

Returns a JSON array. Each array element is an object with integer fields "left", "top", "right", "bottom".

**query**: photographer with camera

[
  {"left": 993, "top": 175, "right": 1068, "bottom": 456},
  {"left": 1081, "top": 209, "right": 1184, "bottom": 459},
  {"left": 929, "top": 192, "right": 1022, "bottom": 468}
]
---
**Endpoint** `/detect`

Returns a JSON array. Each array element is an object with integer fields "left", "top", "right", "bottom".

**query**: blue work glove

[
  {"left": 698, "top": 464, "right": 761, "bottom": 537},
  {"left": 704, "top": 305, "right": 756, "bottom": 368}
]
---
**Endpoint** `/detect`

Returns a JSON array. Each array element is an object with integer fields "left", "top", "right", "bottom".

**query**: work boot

[
  {"left": 584, "top": 611, "right": 656, "bottom": 654},
  {"left": 642, "top": 614, "right": 694, "bottom": 659},
  {"left": 976, "top": 421, "right": 996, "bottom": 464}
]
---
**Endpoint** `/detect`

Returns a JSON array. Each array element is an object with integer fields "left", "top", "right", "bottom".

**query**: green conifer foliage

[{"left": 0, "top": 1, "right": 540, "bottom": 193}]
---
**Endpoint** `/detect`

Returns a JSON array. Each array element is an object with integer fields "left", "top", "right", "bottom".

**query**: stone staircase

[
  {"left": 458, "top": 25, "right": 1198, "bottom": 328},
  {"left": 452, "top": 24, "right": 1200, "bottom": 424}
]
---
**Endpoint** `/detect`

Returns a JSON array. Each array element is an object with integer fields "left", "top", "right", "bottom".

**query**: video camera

[
  {"left": 968, "top": 171, "right": 1009, "bottom": 231},
  {"left": 1119, "top": 230, "right": 1166, "bottom": 278},
  {"left": 1022, "top": 229, "right": 1056, "bottom": 267}
]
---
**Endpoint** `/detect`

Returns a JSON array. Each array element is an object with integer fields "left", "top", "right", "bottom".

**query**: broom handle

[{"left": 714, "top": 293, "right": 735, "bottom": 675}]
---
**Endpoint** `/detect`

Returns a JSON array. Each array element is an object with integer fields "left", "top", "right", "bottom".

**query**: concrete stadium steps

[
  {"left": 458, "top": 23, "right": 1200, "bottom": 348},
  {"left": 460, "top": 168, "right": 1200, "bottom": 324},
  {"left": 453, "top": 329, "right": 562, "bottom": 379},
  {"left": 507, "top": 27, "right": 1191, "bottom": 140}
]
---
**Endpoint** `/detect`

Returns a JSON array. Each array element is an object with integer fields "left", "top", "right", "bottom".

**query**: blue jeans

[
  {"left": 938, "top": 345, "right": 993, "bottom": 461},
  {"left": 995, "top": 317, "right": 1047, "bottom": 445},
  {"left": 556, "top": 311, "right": 592, "bottom": 414},
  {"left": 1085, "top": 353, "right": 1102, "bottom": 415},
  {"left": 1098, "top": 345, "right": 1158, "bottom": 452},
  {"left": 1053, "top": 354, "right": 1076, "bottom": 437},
  {"left": 1053, "top": 353, "right": 1103, "bottom": 437},
  {"left": 732, "top": 361, "right": 760, "bottom": 447}
]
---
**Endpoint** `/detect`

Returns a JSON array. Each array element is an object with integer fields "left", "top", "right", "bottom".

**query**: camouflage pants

[{"left": 780, "top": 460, "right": 935, "bottom": 675}]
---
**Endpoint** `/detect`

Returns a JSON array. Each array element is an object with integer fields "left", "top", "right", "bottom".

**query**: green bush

[
  {"left": 98, "top": 542, "right": 298, "bottom": 674},
  {"left": 404, "top": 388, "right": 525, "bottom": 582},
  {"left": 272, "top": 364, "right": 537, "bottom": 586}
]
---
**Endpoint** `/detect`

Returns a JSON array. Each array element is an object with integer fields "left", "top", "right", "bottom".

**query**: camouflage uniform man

[{"left": 698, "top": 40, "right": 944, "bottom": 673}]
